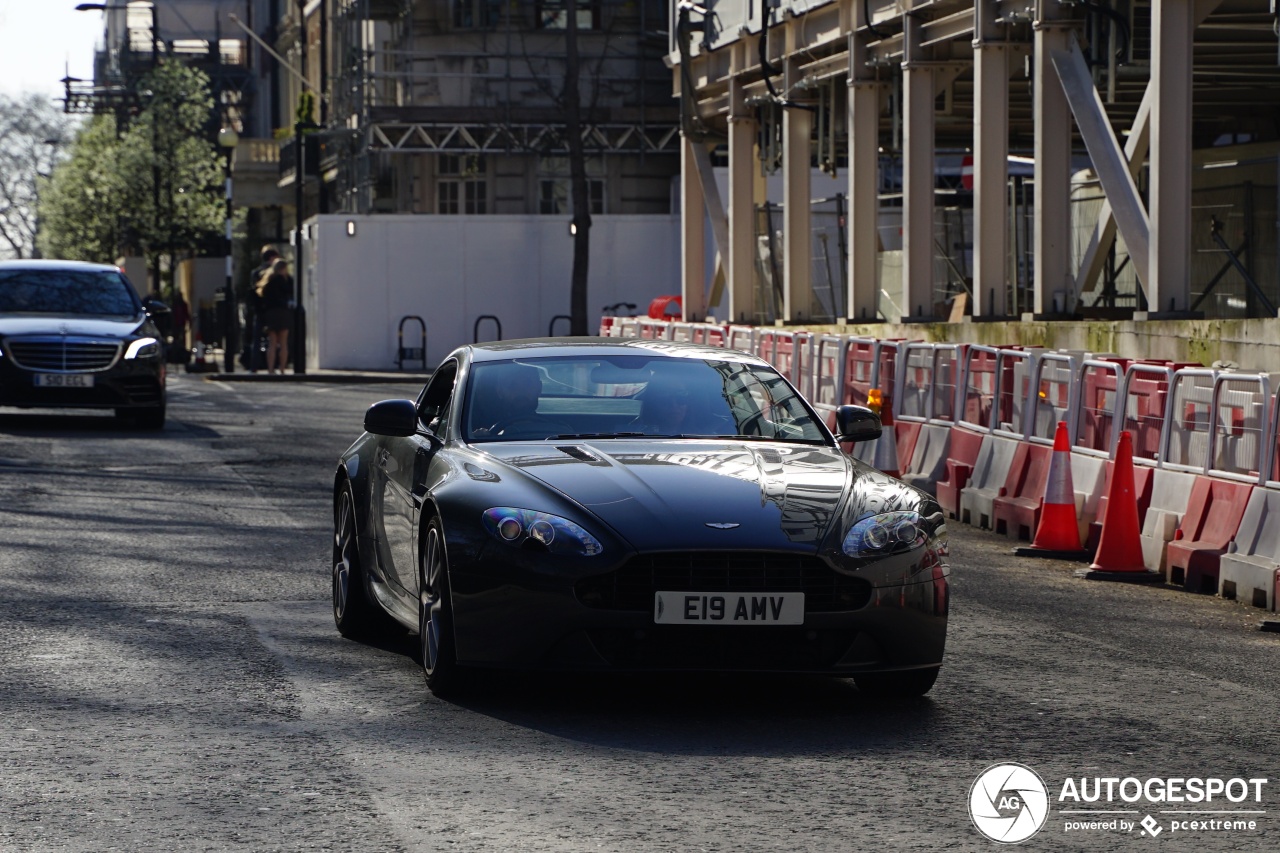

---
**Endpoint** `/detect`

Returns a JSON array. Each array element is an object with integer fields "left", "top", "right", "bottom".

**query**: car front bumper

[
  {"left": 449, "top": 549, "right": 948, "bottom": 674},
  {"left": 0, "top": 359, "right": 164, "bottom": 411}
]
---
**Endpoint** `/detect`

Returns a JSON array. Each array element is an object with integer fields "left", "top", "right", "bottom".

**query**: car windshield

[
  {"left": 0, "top": 269, "right": 140, "bottom": 317},
  {"left": 464, "top": 354, "right": 830, "bottom": 444}
]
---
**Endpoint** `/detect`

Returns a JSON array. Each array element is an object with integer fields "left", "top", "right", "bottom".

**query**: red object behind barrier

[
  {"left": 1165, "top": 478, "right": 1254, "bottom": 593},
  {"left": 962, "top": 349, "right": 999, "bottom": 427},
  {"left": 844, "top": 340, "right": 878, "bottom": 408},
  {"left": 1125, "top": 376, "right": 1170, "bottom": 460},
  {"left": 647, "top": 295, "right": 682, "bottom": 319},
  {"left": 992, "top": 442, "right": 1054, "bottom": 540},
  {"left": 895, "top": 421, "right": 922, "bottom": 474},
  {"left": 937, "top": 426, "right": 986, "bottom": 519},
  {"left": 1079, "top": 367, "right": 1120, "bottom": 452}
]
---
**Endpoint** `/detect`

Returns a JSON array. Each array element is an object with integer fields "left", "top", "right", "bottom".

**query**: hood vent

[{"left": 556, "top": 445, "right": 601, "bottom": 463}]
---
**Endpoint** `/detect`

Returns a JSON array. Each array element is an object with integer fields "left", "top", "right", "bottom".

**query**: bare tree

[{"left": 0, "top": 93, "right": 77, "bottom": 259}]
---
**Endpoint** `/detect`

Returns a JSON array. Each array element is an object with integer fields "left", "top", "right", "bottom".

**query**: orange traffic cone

[
  {"left": 1014, "top": 421, "right": 1089, "bottom": 560},
  {"left": 872, "top": 395, "right": 900, "bottom": 477},
  {"left": 1077, "top": 430, "right": 1162, "bottom": 583}
]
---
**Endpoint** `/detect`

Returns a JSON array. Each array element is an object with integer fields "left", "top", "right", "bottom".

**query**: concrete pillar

[
  {"left": 1033, "top": 5, "right": 1072, "bottom": 316},
  {"left": 973, "top": 2, "right": 1009, "bottom": 317},
  {"left": 1149, "top": 0, "right": 1195, "bottom": 315},
  {"left": 847, "top": 31, "right": 881, "bottom": 323},
  {"left": 783, "top": 99, "right": 813, "bottom": 323},
  {"left": 902, "top": 16, "right": 936, "bottom": 321},
  {"left": 728, "top": 71, "right": 757, "bottom": 325},
  {"left": 681, "top": 134, "right": 707, "bottom": 319}
]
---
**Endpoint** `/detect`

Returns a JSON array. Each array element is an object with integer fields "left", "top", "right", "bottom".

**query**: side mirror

[
  {"left": 834, "top": 405, "right": 882, "bottom": 444},
  {"left": 143, "top": 299, "right": 171, "bottom": 317},
  {"left": 364, "top": 398, "right": 420, "bottom": 437}
]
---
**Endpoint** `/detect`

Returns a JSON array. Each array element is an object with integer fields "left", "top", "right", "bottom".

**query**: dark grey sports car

[{"left": 332, "top": 339, "right": 949, "bottom": 697}]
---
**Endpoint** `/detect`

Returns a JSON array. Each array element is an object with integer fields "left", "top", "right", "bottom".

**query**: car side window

[{"left": 417, "top": 361, "right": 458, "bottom": 438}]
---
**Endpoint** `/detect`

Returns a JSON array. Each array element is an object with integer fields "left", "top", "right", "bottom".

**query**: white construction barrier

[
  {"left": 959, "top": 433, "right": 1022, "bottom": 530},
  {"left": 1219, "top": 486, "right": 1280, "bottom": 610},
  {"left": 1139, "top": 468, "right": 1201, "bottom": 574}
]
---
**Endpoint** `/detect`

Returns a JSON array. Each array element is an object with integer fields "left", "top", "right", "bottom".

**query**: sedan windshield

[
  {"left": 0, "top": 269, "right": 140, "bottom": 317},
  {"left": 464, "top": 354, "right": 829, "bottom": 444}
]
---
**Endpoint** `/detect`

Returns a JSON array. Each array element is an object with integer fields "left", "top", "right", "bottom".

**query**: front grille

[
  {"left": 6, "top": 337, "right": 121, "bottom": 372},
  {"left": 576, "top": 552, "right": 873, "bottom": 613}
]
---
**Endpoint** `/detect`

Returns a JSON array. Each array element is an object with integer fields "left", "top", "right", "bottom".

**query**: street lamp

[
  {"left": 217, "top": 126, "right": 239, "bottom": 372},
  {"left": 32, "top": 138, "right": 62, "bottom": 260}
]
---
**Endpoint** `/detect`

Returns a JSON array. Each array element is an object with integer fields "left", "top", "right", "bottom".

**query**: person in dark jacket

[
  {"left": 255, "top": 258, "right": 294, "bottom": 374},
  {"left": 243, "top": 245, "right": 280, "bottom": 371}
]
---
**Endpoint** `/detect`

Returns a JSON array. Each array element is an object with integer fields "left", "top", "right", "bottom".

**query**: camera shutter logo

[{"left": 969, "top": 763, "right": 1051, "bottom": 843}]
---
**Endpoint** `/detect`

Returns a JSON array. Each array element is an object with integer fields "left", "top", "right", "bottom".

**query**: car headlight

[
  {"left": 124, "top": 337, "right": 160, "bottom": 359},
  {"left": 843, "top": 510, "right": 924, "bottom": 557},
  {"left": 482, "top": 507, "right": 603, "bottom": 556}
]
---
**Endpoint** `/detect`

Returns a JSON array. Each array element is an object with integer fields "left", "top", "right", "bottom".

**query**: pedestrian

[
  {"left": 256, "top": 258, "right": 294, "bottom": 374},
  {"left": 244, "top": 245, "right": 280, "bottom": 372},
  {"left": 169, "top": 291, "right": 190, "bottom": 360}
]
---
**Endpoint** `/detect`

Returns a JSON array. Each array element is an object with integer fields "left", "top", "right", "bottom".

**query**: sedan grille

[
  {"left": 5, "top": 337, "right": 122, "bottom": 372},
  {"left": 576, "top": 552, "right": 873, "bottom": 613}
]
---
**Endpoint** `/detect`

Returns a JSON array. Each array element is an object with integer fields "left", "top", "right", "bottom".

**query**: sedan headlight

[
  {"left": 124, "top": 337, "right": 161, "bottom": 359},
  {"left": 843, "top": 510, "right": 924, "bottom": 557},
  {"left": 482, "top": 507, "right": 603, "bottom": 556}
]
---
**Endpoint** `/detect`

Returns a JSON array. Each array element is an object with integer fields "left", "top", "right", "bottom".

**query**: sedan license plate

[
  {"left": 654, "top": 591, "right": 804, "bottom": 625},
  {"left": 35, "top": 373, "right": 94, "bottom": 388}
]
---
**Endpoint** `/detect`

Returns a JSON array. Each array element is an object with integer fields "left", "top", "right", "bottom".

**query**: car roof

[
  {"left": 464, "top": 337, "right": 768, "bottom": 364},
  {"left": 0, "top": 259, "right": 123, "bottom": 273}
]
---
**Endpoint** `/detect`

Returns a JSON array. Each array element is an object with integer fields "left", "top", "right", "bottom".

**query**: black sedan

[
  {"left": 332, "top": 339, "right": 949, "bottom": 697},
  {"left": 0, "top": 260, "right": 167, "bottom": 428}
]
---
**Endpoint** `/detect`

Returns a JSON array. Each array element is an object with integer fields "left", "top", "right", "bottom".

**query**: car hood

[
  {"left": 0, "top": 314, "right": 145, "bottom": 338},
  {"left": 476, "top": 440, "right": 855, "bottom": 551}
]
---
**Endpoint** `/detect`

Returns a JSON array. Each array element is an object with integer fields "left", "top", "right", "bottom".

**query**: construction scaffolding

[{"left": 326, "top": 0, "right": 677, "bottom": 216}]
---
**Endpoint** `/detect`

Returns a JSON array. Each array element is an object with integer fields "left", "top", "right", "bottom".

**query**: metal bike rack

[
  {"left": 473, "top": 314, "right": 503, "bottom": 343},
  {"left": 548, "top": 314, "right": 571, "bottom": 336},
  {"left": 397, "top": 315, "right": 427, "bottom": 370}
]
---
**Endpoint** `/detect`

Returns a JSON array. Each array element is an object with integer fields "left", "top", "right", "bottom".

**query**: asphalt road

[{"left": 2, "top": 373, "right": 1279, "bottom": 852}]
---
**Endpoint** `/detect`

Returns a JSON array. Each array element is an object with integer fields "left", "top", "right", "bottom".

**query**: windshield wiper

[{"left": 549, "top": 432, "right": 649, "bottom": 440}]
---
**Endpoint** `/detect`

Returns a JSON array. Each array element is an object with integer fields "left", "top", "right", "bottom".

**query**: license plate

[
  {"left": 654, "top": 591, "right": 804, "bottom": 625},
  {"left": 35, "top": 374, "right": 94, "bottom": 388}
]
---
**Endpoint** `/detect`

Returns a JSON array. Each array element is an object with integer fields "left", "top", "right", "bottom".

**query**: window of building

[
  {"left": 538, "top": 178, "right": 604, "bottom": 215},
  {"left": 537, "top": 156, "right": 605, "bottom": 215},
  {"left": 536, "top": 0, "right": 600, "bottom": 30},
  {"left": 437, "top": 154, "right": 488, "bottom": 214},
  {"left": 453, "top": 1, "right": 503, "bottom": 29}
]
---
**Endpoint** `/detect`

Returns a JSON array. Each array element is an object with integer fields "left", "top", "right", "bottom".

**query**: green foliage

[
  {"left": 37, "top": 116, "right": 121, "bottom": 262},
  {"left": 38, "top": 60, "right": 224, "bottom": 273},
  {"left": 296, "top": 91, "right": 316, "bottom": 128}
]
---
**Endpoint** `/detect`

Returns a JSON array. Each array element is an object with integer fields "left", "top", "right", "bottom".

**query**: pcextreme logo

[{"left": 968, "top": 763, "right": 1269, "bottom": 844}]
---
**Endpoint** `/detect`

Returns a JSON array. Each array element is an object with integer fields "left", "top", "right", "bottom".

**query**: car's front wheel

[
  {"left": 420, "top": 517, "right": 466, "bottom": 697},
  {"left": 136, "top": 402, "right": 166, "bottom": 430},
  {"left": 332, "top": 480, "right": 386, "bottom": 639},
  {"left": 116, "top": 402, "right": 165, "bottom": 430},
  {"left": 853, "top": 667, "right": 939, "bottom": 698}
]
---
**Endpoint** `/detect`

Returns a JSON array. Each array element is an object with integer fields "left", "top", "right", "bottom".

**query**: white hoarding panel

[{"left": 307, "top": 215, "right": 680, "bottom": 370}]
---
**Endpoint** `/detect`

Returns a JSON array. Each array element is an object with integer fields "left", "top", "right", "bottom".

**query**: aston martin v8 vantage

[{"left": 332, "top": 338, "right": 949, "bottom": 697}]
